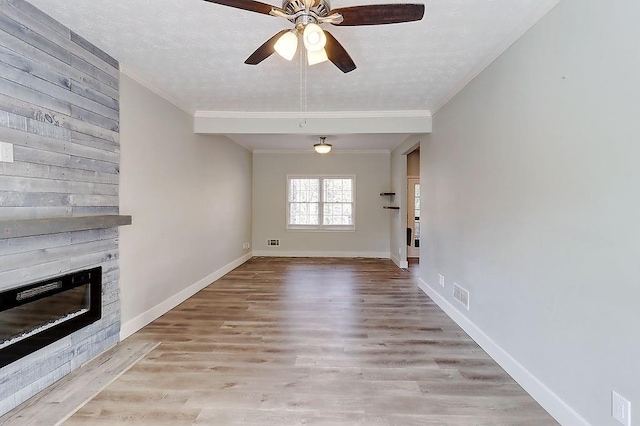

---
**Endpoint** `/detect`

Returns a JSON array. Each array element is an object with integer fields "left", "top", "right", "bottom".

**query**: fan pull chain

[{"left": 299, "top": 39, "right": 307, "bottom": 128}]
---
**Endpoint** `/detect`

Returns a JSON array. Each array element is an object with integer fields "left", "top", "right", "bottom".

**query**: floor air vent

[
  {"left": 267, "top": 239, "right": 280, "bottom": 247},
  {"left": 453, "top": 283, "right": 470, "bottom": 310}
]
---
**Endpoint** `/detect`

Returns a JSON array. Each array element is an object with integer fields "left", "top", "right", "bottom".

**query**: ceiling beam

[{"left": 194, "top": 111, "right": 432, "bottom": 135}]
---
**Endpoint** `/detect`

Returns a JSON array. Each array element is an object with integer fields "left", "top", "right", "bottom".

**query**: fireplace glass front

[{"left": 0, "top": 267, "right": 102, "bottom": 368}]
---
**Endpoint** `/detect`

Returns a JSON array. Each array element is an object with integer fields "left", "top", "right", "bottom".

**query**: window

[{"left": 287, "top": 176, "right": 355, "bottom": 230}]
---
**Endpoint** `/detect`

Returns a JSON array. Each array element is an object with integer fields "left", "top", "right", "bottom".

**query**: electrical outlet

[
  {"left": 612, "top": 391, "right": 631, "bottom": 426},
  {"left": 0, "top": 142, "right": 14, "bottom": 163},
  {"left": 438, "top": 274, "right": 445, "bottom": 287}
]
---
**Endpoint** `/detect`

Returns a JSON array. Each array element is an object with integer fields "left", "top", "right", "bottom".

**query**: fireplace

[{"left": 0, "top": 267, "right": 102, "bottom": 368}]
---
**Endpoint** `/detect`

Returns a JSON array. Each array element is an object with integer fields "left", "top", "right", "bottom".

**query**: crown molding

[
  {"left": 431, "top": 0, "right": 563, "bottom": 114},
  {"left": 194, "top": 110, "right": 431, "bottom": 119},
  {"left": 120, "top": 64, "right": 195, "bottom": 116}
]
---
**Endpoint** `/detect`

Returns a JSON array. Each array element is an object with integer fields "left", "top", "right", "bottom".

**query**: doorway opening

[{"left": 407, "top": 149, "right": 420, "bottom": 260}]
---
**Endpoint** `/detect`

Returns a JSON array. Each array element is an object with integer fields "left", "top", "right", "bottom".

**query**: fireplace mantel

[{"left": 1, "top": 216, "right": 132, "bottom": 239}]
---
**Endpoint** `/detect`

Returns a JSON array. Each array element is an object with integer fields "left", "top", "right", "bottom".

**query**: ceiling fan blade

[
  {"left": 330, "top": 4, "right": 425, "bottom": 26},
  {"left": 245, "top": 30, "right": 290, "bottom": 65},
  {"left": 324, "top": 31, "right": 356, "bottom": 73},
  {"left": 203, "top": 0, "right": 281, "bottom": 16}
]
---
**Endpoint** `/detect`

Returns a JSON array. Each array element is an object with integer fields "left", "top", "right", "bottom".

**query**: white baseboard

[
  {"left": 390, "top": 253, "right": 408, "bottom": 269},
  {"left": 119, "top": 253, "right": 253, "bottom": 340},
  {"left": 417, "top": 278, "right": 590, "bottom": 426},
  {"left": 252, "top": 250, "right": 390, "bottom": 259}
]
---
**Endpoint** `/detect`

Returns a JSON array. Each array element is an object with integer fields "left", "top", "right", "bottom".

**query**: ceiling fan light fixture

[
  {"left": 205, "top": 0, "right": 427, "bottom": 73},
  {"left": 314, "top": 137, "right": 332, "bottom": 154},
  {"left": 303, "top": 23, "right": 327, "bottom": 52},
  {"left": 307, "top": 48, "right": 328, "bottom": 65},
  {"left": 274, "top": 30, "right": 298, "bottom": 60}
]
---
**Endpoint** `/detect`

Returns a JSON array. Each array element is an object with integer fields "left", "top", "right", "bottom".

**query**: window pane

[
  {"left": 290, "top": 202, "right": 319, "bottom": 225},
  {"left": 325, "top": 188, "right": 339, "bottom": 202},
  {"left": 324, "top": 179, "right": 353, "bottom": 203},
  {"left": 289, "top": 178, "right": 319, "bottom": 202},
  {"left": 323, "top": 202, "right": 353, "bottom": 226},
  {"left": 324, "top": 179, "right": 336, "bottom": 192}
]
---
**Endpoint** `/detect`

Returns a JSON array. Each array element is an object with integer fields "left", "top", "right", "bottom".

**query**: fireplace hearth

[{"left": 0, "top": 267, "right": 102, "bottom": 368}]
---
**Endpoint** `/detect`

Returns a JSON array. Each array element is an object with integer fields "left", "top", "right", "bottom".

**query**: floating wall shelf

[
  {"left": 1, "top": 215, "right": 133, "bottom": 239},
  {"left": 381, "top": 193, "right": 398, "bottom": 209}
]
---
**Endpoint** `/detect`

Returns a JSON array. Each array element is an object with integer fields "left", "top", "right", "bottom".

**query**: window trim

[{"left": 286, "top": 174, "right": 356, "bottom": 232}]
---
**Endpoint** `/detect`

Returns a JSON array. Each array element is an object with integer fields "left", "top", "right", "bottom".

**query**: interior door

[{"left": 407, "top": 178, "right": 420, "bottom": 258}]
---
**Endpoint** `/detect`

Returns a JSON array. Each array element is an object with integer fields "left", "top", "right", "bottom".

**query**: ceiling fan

[{"left": 202, "top": 0, "right": 425, "bottom": 73}]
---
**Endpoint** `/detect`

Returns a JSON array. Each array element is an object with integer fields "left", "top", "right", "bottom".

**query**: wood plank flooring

[
  {"left": 0, "top": 341, "right": 158, "bottom": 426},
  {"left": 65, "top": 257, "right": 558, "bottom": 425}
]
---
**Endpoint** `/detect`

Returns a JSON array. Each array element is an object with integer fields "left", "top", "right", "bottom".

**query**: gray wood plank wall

[{"left": 0, "top": 0, "right": 121, "bottom": 415}]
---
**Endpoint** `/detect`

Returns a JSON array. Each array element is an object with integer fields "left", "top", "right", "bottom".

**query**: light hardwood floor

[{"left": 66, "top": 257, "right": 558, "bottom": 425}]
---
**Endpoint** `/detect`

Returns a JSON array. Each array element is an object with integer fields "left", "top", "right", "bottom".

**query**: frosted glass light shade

[
  {"left": 314, "top": 142, "right": 332, "bottom": 154},
  {"left": 303, "top": 23, "right": 326, "bottom": 52},
  {"left": 307, "top": 48, "right": 328, "bottom": 66},
  {"left": 274, "top": 31, "right": 298, "bottom": 61}
]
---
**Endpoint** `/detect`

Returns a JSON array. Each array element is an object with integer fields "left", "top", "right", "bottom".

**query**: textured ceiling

[
  {"left": 28, "top": 0, "right": 558, "bottom": 150},
  {"left": 230, "top": 133, "right": 409, "bottom": 151}
]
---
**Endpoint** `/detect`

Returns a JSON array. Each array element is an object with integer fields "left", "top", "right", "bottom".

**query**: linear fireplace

[{"left": 0, "top": 267, "right": 102, "bottom": 368}]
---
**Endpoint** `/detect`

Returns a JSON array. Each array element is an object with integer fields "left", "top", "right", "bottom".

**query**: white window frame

[{"left": 286, "top": 175, "right": 356, "bottom": 231}]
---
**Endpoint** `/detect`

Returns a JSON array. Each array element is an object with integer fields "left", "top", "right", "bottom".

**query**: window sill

[{"left": 286, "top": 227, "right": 356, "bottom": 233}]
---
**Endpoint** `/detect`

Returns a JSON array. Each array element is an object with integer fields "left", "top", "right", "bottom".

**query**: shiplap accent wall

[{"left": 0, "top": 0, "right": 121, "bottom": 415}]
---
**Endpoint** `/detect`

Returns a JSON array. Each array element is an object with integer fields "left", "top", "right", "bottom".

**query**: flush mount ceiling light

[
  {"left": 203, "top": 0, "right": 425, "bottom": 73},
  {"left": 314, "top": 136, "right": 332, "bottom": 154}
]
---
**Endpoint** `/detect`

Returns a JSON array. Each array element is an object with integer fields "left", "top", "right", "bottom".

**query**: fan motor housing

[{"left": 282, "top": 0, "right": 330, "bottom": 18}]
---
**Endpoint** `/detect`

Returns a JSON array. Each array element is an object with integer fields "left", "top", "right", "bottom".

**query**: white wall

[
  {"left": 253, "top": 152, "right": 390, "bottom": 257},
  {"left": 419, "top": 0, "right": 640, "bottom": 425},
  {"left": 118, "top": 74, "right": 252, "bottom": 337},
  {"left": 390, "top": 136, "right": 422, "bottom": 268}
]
